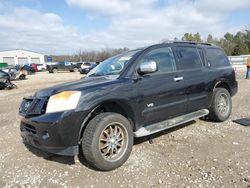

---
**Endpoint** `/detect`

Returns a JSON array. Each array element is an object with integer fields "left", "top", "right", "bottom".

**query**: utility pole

[{"left": 79, "top": 48, "right": 82, "bottom": 63}]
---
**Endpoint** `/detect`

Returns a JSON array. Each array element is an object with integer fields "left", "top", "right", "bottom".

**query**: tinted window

[
  {"left": 206, "top": 48, "right": 230, "bottom": 67},
  {"left": 65, "top": 62, "right": 71, "bottom": 66},
  {"left": 139, "top": 47, "right": 176, "bottom": 74},
  {"left": 177, "top": 47, "right": 203, "bottom": 70}
]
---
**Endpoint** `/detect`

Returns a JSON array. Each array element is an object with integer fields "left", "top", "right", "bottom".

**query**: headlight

[{"left": 46, "top": 91, "right": 81, "bottom": 113}]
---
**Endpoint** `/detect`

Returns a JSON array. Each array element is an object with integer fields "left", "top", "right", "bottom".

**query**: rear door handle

[{"left": 174, "top": 76, "right": 183, "bottom": 82}]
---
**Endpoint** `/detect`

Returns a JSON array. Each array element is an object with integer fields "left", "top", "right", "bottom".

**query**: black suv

[
  {"left": 19, "top": 42, "right": 237, "bottom": 171},
  {"left": 47, "top": 62, "right": 80, "bottom": 73}
]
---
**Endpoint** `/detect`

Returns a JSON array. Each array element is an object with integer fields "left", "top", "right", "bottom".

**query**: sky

[{"left": 0, "top": 0, "right": 249, "bottom": 55}]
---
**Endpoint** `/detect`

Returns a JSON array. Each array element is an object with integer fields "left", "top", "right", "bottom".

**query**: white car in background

[{"left": 36, "top": 64, "right": 47, "bottom": 72}]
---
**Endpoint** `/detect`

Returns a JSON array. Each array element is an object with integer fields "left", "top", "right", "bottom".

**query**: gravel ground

[{"left": 0, "top": 71, "right": 249, "bottom": 188}]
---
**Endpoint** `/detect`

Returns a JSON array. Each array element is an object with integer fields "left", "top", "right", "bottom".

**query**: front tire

[
  {"left": 81, "top": 112, "right": 133, "bottom": 171},
  {"left": 209, "top": 88, "right": 232, "bottom": 122}
]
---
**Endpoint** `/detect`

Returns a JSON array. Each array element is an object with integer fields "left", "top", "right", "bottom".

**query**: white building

[
  {"left": 228, "top": 54, "right": 250, "bottom": 65},
  {"left": 0, "top": 49, "right": 45, "bottom": 65}
]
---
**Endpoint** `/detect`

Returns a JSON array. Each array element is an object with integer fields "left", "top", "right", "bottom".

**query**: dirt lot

[{"left": 0, "top": 71, "right": 249, "bottom": 188}]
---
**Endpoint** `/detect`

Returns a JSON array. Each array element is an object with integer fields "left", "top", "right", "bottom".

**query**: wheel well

[
  {"left": 78, "top": 101, "right": 136, "bottom": 142},
  {"left": 214, "top": 82, "right": 231, "bottom": 95}
]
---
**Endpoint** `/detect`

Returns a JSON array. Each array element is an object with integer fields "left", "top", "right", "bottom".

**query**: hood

[{"left": 36, "top": 76, "right": 118, "bottom": 98}]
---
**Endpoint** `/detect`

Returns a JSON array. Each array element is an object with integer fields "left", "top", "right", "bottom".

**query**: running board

[{"left": 134, "top": 109, "right": 209, "bottom": 137}]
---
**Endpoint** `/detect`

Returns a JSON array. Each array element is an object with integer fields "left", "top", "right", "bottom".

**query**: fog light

[{"left": 42, "top": 131, "right": 50, "bottom": 140}]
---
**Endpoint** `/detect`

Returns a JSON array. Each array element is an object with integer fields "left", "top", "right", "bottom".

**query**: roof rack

[{"left": 172, "top": 41, "right": 214, "bottom": 46}]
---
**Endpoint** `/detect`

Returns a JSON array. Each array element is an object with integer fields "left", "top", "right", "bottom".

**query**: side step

[{"left": 134, "top": 109, "right": 209, "bottom": 137}]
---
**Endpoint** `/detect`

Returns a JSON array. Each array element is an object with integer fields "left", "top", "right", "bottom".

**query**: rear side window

[
  {"left": 206, "top": 48, "right": 230, "bottom": 67},
  {"left": 139, "top": 47, "right": 176, "bottom": 74},
  {"left": 177, "top": 47, "right": 203, "bottom": 70}
]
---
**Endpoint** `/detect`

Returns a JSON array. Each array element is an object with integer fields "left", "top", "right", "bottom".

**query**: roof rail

[{"left": 172, "top": 41, "right": 214, "bottom": 46}]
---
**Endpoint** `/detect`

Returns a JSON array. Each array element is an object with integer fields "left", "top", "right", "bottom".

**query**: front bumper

[{"left": 20, "top": 110, "right": 88, "bottom": 156}]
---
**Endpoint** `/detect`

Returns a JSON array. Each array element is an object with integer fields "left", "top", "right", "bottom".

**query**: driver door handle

[{"left": 174, "top": 76, "right": 183, "bottom": 82}]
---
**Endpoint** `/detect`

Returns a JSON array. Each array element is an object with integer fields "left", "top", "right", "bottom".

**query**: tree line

[
  {"left": 46, "top": 47, "right": 129, "bottom": 63},
  {"left": 47, "top": 28, "right": 250, "bottom": 63},
  {"left": 180, "top": 28, "right": 250, "bottom": 56}
]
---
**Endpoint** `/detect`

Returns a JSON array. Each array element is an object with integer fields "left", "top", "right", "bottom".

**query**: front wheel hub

[
  {"left": 99, "top": 122, "right": 128, "bottom": 162},
  {"left": 217, "top": 93, "right": 230, "bottom": 116}
]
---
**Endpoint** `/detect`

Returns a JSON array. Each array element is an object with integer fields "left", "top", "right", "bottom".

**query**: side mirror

[{"left": 138, "top": 60, "right": 157, "bottom": 75}]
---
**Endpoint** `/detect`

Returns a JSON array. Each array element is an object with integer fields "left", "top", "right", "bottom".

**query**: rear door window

[
  {"left": 176, "top": 47, "right": 203, "bottom": 70},
  {"left": 206, "top": 48, "right": 230, "bottom": 67}
]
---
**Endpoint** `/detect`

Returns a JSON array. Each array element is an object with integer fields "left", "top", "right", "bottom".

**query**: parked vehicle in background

[
  {"left": 21, "top": 64, "right": 36, "bottom": 75},
  {"left": 80, "top": 62, "right": 97, "bottom": 74},
  {"left": 36, "top": 64, "right": 47, "bottom": 72},
  {"left": 47, "top": 62, "right": 79, "bottom": 73},
  {"left": 1, "top": 66, "right": 28, "bottom": 80},
  {"left": 18, "top": 69, "right": 27, "bottom": 80},
  {"left": 19, "top": 41, "right": 238, "bottom": 171},
  {"left": 0, "top": 70, "right": 17, "bottom": 90},
  {"left": 72, "top": 62, "right": 82, "bottom": 70},
  {"left": 1, "top": 66, "right": 19, "bottom": 80},
  {"left": 31, "top": 63, "right": 38, "bottom": 72}
]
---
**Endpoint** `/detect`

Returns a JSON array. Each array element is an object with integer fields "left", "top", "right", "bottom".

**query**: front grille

[
  {"left": 19, "top": 97, "right": 48, "bottom": 117},
  {"left": 22, "top": 123, "right": 37, "bottom": 134}
]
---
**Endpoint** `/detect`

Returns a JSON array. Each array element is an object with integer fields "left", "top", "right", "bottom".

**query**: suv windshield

[{"left": 87, "top": 50, "right": 140, "bottom": 77}]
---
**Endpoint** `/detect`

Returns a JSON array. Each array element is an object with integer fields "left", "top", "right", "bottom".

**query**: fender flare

[
  {"left": 78, "top": 105, "right": 100, "bottom": 143},
  {"left": 213, "top": 81, "right": 231, "bottom": 93}
]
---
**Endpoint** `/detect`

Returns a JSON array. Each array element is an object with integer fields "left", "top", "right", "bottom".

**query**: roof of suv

[
  {"left": 171, "top": 41, "right": 215, "bottom": 46},
  {"left": 139, "top": 41, "right": 219, "bottom": 52}
]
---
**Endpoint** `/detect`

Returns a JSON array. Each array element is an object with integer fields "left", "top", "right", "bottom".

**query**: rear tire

[
  {"left": 208, "top": 88, "right": 232, "bottom": 122},
  {"left": 52, "top": 68, "right": 57, "bottom": 73},
  {"left": 0, "top": 82, "right": 6, "bottom": 90},
  {"left": 81, "top": 112, "right": 133, "bottom": 171},
  {"left": 73, "top": 67, "right": 78, "bottom": 72}
]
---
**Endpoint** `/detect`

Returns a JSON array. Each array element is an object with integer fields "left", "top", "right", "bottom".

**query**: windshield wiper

[
  {"left": 103, "top": 72, "right": 118, "bottom": 76},
  {"left": 88, "top": 72, "right": 104, "bottom": 77}
]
